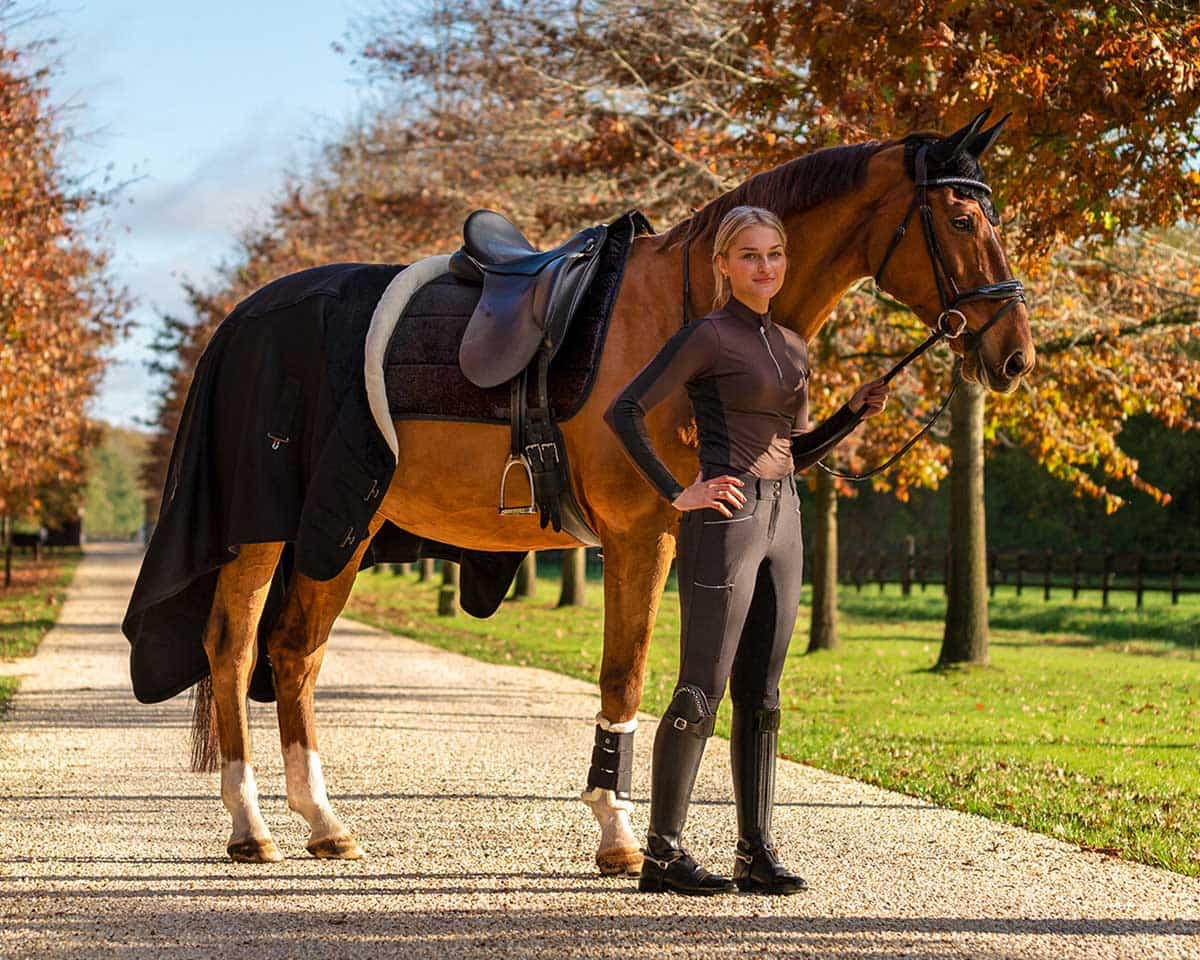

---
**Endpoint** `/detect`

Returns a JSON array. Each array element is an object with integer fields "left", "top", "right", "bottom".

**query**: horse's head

[{"left": 866, "top": 109, "right": 1034, "bottom": 393}]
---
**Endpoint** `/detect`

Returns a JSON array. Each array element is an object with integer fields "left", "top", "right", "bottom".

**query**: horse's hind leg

[
  {"left": 203, "top": 541, "right": 286, "bottom": 863},
  {"left": 267, "top": 531, "right": 377, "bottom": 859}
]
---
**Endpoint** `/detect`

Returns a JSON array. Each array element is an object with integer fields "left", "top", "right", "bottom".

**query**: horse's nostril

[{"left": 1003, "top": 351, "right": 1026, "bottom": 379}]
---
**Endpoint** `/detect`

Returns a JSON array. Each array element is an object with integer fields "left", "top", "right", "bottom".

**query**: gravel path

[{"left": 1, "top": 542, "right": 1197, "bottom": 959}]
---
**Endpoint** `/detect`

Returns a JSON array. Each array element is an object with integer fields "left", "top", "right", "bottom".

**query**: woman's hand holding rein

[
  {"left": 849, "top": 378, "right": 890, "bottom": 418},
  {"left": 672, "top": 475, "right": 747, "bottom": 517}
]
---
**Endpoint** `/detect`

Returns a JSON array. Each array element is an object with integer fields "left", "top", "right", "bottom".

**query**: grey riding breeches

[{"left": 673, "top": 473, "right": 805, "bottom": 713}]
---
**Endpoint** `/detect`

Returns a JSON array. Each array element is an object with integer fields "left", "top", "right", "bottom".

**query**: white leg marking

[
  {"left": 283, "top": 743, "right": 346, "bottom": 843},
  {"left": 581, "top": 787, "right": 638, "bottom": 854},
  {"left": 221, "top": 761, "right": 271, "bottom": 843}
]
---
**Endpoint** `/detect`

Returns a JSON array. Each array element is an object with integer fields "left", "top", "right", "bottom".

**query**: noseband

[{"left": 817, "top": 144, "right": 1027, "bottom": 482}]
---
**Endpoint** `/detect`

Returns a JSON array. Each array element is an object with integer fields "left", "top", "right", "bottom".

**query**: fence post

[
  {"left": 1015, "top": 550, "right": 1024, "bottom": 597},
  {"left": 1171, "top": 551, "right": 1182, "bottom": 606},
  {"left": 902, "top": 536, "right": 914, "bottom": 597},
  {"left": 1043, "top": 548, "right": 1053, "bottom": 602},
  {"left": 1102, "top": 549, "right": 1114, "bottom": 609},
  {"left": 1072, "top": 548, "right": 1082, "bottom": 600},
  {"left": 1135, "top": 551, "right": 1145, "bottom": 609}
]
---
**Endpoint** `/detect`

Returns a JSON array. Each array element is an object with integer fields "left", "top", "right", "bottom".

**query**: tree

[
  {"left": 558, "top": 548, "right": 588, "bottom": 607},
  {"left": 0, "top": 10, "right": 126, "bottom": 546}
]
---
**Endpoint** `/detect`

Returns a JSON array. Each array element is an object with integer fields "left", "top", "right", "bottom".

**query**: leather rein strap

[{"left": 816, "top": 143, "right": 1026, "bottom": 482}]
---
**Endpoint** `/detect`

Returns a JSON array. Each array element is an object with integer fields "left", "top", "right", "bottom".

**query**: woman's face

[{"left": 717, "top": 224, "right": 787, "bottom": 305}]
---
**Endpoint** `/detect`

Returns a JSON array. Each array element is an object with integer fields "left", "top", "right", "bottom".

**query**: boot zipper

[{"left": 759, "top": 326, "right": 784, "bottom": 382}]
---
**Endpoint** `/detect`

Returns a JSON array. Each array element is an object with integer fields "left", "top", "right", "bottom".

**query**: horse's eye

[{"left": 951, "top": 215, "right": 974, "bottom": 233}]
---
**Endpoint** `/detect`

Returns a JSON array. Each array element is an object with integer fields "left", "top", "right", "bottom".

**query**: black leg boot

[
  {"left": 731, "top": 706, "right": 808, "bottom": 894},
  {"left": 638, "top": 686, "right": 736, "bottom": 895}
]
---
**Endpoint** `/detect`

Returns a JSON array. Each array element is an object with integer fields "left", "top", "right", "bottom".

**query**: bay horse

[{"left": 197, "top": 110, "right": 1034, "bottom": 868}]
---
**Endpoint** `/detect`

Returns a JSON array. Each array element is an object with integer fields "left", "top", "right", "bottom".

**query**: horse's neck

[{"left": 775, "top": 198, "right": 876, "bottom": 339}]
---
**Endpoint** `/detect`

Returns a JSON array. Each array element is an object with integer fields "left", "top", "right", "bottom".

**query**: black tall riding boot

[
  {"left": 730, "top": 706, "right": 808, "bottom": 894},
  {"left": 638, "top": 686, "right": 736, "bottom": 895}
]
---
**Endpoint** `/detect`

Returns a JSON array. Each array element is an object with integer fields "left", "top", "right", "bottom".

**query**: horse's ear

[
  {"left": 966, "top": 112, "right": 1012, "bottom": 158},
  {"left": 928, "top": 107, "right": 992, "bottom": 164}
]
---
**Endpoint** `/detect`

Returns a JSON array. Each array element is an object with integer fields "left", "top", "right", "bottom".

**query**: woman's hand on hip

[
  {"left": 849, "top": 378, "right": 890, "bottom": 418},
  {"left": 672, "top": 475, "right": 747, "bottom": 518}
]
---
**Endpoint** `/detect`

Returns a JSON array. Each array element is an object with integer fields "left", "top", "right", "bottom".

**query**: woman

[{"left": 604, "top": 206, "right": 889, "bottom": 896}]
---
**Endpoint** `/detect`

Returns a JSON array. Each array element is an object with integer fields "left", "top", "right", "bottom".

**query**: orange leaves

[{"left": 0, "top": 34, "right": 123, "bottom": 522}]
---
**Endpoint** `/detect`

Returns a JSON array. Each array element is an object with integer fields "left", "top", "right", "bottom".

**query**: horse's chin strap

[{"left": 818, "top": 144, "right": 1026, "bottom": 483}]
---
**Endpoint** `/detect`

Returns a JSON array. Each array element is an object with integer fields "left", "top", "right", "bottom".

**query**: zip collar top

[{"left": 605, "top": 296, "right": 820, "bottom": 502}]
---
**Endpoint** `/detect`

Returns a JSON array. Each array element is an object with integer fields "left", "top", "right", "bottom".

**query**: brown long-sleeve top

[{"left": 603, "top": 296, "right": 863, "bottom": 504}]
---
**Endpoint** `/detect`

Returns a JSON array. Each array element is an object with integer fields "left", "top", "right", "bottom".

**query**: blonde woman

[{"left": 605, "top": 206, "right": 889, "bottom": 895}]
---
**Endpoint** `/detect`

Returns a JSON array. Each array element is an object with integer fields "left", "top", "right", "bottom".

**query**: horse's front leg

[
  {"left": 582, "top": 526, "right": 675, "bottom": 876},
  {"left": 267, "top": 528, "right": 379, "bottom": 859}
]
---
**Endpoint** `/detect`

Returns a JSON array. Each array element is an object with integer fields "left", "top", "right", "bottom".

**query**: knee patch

[{"left": 663, "top": 684, "right": 717, "bottom": 738}]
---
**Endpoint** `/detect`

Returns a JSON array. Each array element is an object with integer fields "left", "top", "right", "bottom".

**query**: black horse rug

[{"left": 122, "top": 210, "right": 650, "bottom": 705}]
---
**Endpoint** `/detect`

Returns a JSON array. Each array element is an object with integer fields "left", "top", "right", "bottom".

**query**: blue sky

[{"left": 17, "top": 1, "right": 375, "bottom": 426}]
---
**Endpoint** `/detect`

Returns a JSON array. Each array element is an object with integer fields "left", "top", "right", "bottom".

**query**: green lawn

[
  {"left": 0, "top": 550, "right": 81, "bottom": 713},
  {"left": 346, "top": 563, "right": 1200, "bottom": 877}
]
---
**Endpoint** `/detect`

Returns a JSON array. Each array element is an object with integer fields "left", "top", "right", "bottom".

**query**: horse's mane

[{"left": 656, "top": 140, "right": 893, "bottom": 249}]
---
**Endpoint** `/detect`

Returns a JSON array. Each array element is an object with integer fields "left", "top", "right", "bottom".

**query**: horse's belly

[{"left": 377, "top": 420, "right": 597, "bottom": 552}]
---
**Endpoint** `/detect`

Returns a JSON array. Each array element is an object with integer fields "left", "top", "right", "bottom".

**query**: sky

[{"left": 15, "top": 1, "right": 376, "bottom": 426}]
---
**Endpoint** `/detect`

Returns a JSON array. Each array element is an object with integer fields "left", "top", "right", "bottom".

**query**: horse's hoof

[
  {"left": 307, "top": 835, "right": 364, "bottom": 860},
  {"left": 597, "top": 846, "right": 643, "bottom": 877},
  {"left": 227, "top": 837, "right": 283, "bottom": 863}
]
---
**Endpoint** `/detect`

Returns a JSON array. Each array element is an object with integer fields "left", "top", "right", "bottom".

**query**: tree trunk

[
  {"left": 807, "top": 470, "right": 839, "bottom": 652},
  {"left": 558, "top": 547, "right": 587, "bottom": 607},
  {"left": 939, "top": 380, "right": 990, "bottom": 666},
  {"left": 514, "top": 551, "right": 536, "bottom": 598},
  {"left": 418, "top": 557, "right": 434, "bottom": 582},
  {"left": 437, "top": 561, "right": 460, "bottom": 617}
]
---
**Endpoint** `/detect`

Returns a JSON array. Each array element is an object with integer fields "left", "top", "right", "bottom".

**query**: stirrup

[{"left": 498, "top": 454, "right": 537, "bottom": 515}]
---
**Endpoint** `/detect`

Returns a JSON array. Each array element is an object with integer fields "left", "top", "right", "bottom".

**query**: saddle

[
  {"left": 451, "top": 210, "right": 608, "bottom": 389},
  {"left": 446, "top": 210, "right": 612, "bottom": 543}
]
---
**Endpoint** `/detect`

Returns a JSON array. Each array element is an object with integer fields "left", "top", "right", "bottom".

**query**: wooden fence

[{"left": 841, "top": 539, "right": 1200, "bottom": 607}]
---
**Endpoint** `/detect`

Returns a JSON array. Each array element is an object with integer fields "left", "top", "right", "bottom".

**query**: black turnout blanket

[{"left": 123, "top": 210, "right": 649, "bottom": 705}]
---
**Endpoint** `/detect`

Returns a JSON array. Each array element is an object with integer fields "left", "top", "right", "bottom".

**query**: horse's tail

[{"left": 189, "top": 675, "right": 220, "bottom": 773}]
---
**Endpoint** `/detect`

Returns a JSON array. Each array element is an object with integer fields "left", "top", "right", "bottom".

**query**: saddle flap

[{"left": 460, "top": 268, "right": 559, "bottom": 389}]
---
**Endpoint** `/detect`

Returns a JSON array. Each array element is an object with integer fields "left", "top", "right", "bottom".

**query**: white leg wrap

[
  {"left": 283, "top": 743, "right": 345, "bottom": 842},
  {"left": 221, "top": 761, "right": 271, "bottom": 843}
]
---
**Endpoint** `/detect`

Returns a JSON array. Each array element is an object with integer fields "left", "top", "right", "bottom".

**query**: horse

[{"left": 193, "top": 109, "right": 1034, "bottom": 868}]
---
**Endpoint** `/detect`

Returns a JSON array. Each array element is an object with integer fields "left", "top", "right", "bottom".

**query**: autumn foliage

[
  {"left": 0, "top": 18, "right": 125, "bottom": 523},
  {"left": 148, "top": 1, "right": 1199, "bottom": 523}
]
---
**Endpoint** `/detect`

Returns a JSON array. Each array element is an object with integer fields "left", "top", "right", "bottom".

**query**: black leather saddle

[{"left": 451, "top": 210, "right": 608, "bottom": 389}]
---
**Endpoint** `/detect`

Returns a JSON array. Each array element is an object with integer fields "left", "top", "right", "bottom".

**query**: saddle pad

[{"left": 384, "top": 210, "right": 651, "bottom": 425}]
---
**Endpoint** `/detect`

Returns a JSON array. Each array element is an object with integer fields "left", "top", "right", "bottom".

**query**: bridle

[{"left": 815, "top": 143, "right": 1026, "bottom": 481}]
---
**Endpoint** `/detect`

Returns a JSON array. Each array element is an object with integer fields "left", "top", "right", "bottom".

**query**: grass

[
  {"left": 0, "top": 549, "right": 82, "bottom": 714},
  {"left": 347, "top": 561, "right": 1200, "bottom": 877}
]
